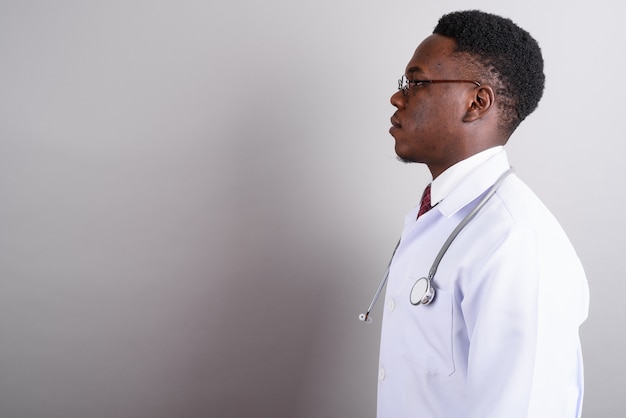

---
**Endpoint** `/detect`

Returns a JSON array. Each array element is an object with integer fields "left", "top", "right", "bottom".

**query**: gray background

[{"left": 0, "top": 0, "right": 623, "bottom": 417}]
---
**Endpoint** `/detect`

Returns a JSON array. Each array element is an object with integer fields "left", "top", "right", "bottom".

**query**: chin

[
  {"left": 396, "top": 155, "right": 416, "bottom": 164},
  {"left": 394, "top": 145, "right": 417, "bottom": 164}
]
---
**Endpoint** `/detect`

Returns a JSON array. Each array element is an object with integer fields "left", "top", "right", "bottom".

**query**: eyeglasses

[{"left": 398, "top": 75, "right": 481, "bottom": 96}]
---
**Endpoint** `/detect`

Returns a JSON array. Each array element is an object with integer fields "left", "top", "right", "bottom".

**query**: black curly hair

[{"left": 434, "top": 10, "right": 545, "bottom": 134}]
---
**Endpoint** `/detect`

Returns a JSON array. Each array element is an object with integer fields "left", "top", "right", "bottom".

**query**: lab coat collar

[{"left": 435, "top": 149, "right": 512, "bottom": 218}]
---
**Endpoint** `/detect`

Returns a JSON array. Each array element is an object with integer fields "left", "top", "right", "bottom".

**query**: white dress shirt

[
  {"left": 377, "top": 148, "right": 589, "bottom": 417},
  {"left": 430, "top": 146, "right": 503, "bottom": 208}
]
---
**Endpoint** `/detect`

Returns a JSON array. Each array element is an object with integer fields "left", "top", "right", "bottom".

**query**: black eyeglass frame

[{"left": 398, "top": 75, "right": 481, "bottom": 96}]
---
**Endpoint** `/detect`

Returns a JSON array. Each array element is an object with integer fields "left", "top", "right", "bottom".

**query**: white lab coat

[{"left": 377, "top": 150, "right": 589, "bottom": 417}]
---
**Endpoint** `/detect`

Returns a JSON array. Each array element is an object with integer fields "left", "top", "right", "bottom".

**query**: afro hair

[{"left": 434, "top": 10, "right": 545, "bottom": 133}]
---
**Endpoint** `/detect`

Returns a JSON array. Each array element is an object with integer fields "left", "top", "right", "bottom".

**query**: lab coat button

[
  {"left": 378, "top": 367, "right": 385, "bottom": 381},
  {"left": 387, "top": 299, "right": 395, "bottom": 312}
]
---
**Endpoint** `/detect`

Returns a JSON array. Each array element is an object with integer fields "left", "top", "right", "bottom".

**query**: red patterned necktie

[{"left": 417, "top": 184, "right": 432, "bottom": 219}]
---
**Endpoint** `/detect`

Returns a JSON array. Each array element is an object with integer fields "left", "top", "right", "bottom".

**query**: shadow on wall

[{"left": 205, "top": 74, "right": 344, "bottom": 417}]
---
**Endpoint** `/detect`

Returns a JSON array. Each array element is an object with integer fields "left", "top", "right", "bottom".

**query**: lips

[
  {"left": 390, "top": 115, "right": 401, "bottom": 136},
  {"left": 390, "top": 115, "right": 401, "bottom": 128}
]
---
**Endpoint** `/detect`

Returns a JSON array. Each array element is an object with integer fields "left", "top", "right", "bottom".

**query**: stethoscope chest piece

[
  {"left": 359, "top": 167, "right": 514, "bottom": 321},
  {"left": 410, "top": 277, "right": 435, "bottom": 306}
]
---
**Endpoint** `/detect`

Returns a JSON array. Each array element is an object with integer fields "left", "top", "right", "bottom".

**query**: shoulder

[
  {"left": 453, "top": 174, "right": 582, "bottom": 271},
  {"left": 491, "top": 175, "right": 574, "bottom": 246}
]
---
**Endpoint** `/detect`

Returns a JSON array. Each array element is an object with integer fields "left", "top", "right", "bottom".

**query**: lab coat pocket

[{"left": 404, "top": 279, "right": 455, "bottom": 376}]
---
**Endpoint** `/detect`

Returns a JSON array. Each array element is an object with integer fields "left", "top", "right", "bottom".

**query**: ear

[{"left": 462, "top": 85, "right": 495, "bottom": 122}]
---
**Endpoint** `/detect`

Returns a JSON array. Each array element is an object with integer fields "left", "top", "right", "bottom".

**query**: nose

[{"left": 390, "top": 90, "right": 405, "bottom": 109}]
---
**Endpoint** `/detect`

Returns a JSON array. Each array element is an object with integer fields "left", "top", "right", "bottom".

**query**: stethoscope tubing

[
  {"left": 427, "top": 166, "right": 514, "bottom": 281},
  {"left": 360, "top": 240, "right": 400, "bottom": 323},
  {"left": 359, "top": 167, "right": 515, "bottom": 323}
]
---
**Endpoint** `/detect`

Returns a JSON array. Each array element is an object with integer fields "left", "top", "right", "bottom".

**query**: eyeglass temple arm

[{"left": 408, "top": 79, "right": 481, "bottom": 87}]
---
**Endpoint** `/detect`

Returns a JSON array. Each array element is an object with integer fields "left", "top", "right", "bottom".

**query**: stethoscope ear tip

[{"left": 358, "top": 313, "right": 372, "bottom": 323}]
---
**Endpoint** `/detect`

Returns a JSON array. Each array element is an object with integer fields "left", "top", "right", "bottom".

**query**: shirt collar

[
  {"left": 430, "top": 146, "right": 511, "bottom": 217},
  {"left": 430, "top": 146, "right": 503, "bottom": 206}
]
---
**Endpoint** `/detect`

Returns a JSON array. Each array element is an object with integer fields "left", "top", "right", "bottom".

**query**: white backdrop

[{"left": 0, "top": 0, "right": 623, "bottom": 417}]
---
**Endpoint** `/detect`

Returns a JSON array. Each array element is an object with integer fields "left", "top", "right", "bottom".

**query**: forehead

[{"left": 405, "top": 34, "right": 460, "bottom": 77}]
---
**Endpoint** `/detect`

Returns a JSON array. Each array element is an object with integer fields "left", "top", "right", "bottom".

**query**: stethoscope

[{"left": 358, "top": 167, "right": 514, "bottom": 323}]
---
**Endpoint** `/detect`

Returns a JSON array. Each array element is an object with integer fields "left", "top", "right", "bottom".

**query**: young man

[{"left": 378, "top": 10, "right": 589, "bottom": 417}]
